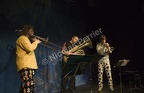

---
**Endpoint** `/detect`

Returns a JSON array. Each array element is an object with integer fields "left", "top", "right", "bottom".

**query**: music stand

[
  {"left": 62, "top": 55, "right": 84, "bottom": 78},
  {"left": 78, "top": 55, "right": 95, "bottom": 74},
  {"left": 61, "top": 55, "right": 96, "bottom": 93},
  {"left": 61, "top": 55, "right": 84, "bottom": 93},
  {"left": 65, "top": 54, "right": 104, "bottom": 93},
  {"left": 114, "top": 59, "right": 130, "bottom": 93}
]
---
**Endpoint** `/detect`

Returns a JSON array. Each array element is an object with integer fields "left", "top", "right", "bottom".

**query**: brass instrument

[
  {"left": 104, "top": 43, "right": 114, "bottom": 53},
  {"left": 32, "top": 35, "right": 63, "bottom": 51},
  {"left": 63, "top": 39, "right": 93, "bottom": 63},
  {"left": 110, "top": 47, "right": 114, "bottom": 51},
  {"left": 15, "top": 30, "right": 63, "bottom": 51},
  {"left": 32, "top": 35, "right": 48, "bottom": 43},
  {"left": 107, "top": 43, "right": 114, "bottom": 52}
]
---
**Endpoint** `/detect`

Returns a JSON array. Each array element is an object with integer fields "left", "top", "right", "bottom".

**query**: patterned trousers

[
  {"left": 98, "top": 58, "right": 113, "bottom": 88},
  {"left": 19, "top": 68, "right": 35, "bottom": 93}
]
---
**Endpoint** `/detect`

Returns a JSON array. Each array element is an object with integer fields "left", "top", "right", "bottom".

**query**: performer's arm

[
  {"left": 104, "top": 43, "right": 113, "bottom": 54},
  {"left": 96, "top": 43, "right": 112, "bottom": 54},
  {"left": 96, "top": 44, "right": 106, "bottom": 54}
]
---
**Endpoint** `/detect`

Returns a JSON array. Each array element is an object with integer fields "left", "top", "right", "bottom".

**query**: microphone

[
  {"left": 15, "top": 30, "right": 22, "bottom": 35},
  {"left": 15, "top": 30, "right": 22, "bottom": 33}
]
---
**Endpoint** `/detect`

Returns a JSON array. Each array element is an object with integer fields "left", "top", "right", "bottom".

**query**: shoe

[
  {"left": 98, "top": 87, "right": 103, "bottom": 91},
  {"left": 109, "top": 86, "right": 114, "bottom": 91}
]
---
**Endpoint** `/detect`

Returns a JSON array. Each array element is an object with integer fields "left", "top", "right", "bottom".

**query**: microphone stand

[{"left": 89, "top": 62, "right": 93, "bottom": 93}]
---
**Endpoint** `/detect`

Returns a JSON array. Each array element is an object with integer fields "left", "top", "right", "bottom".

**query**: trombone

[
  {"left": 15, "top": 30, "right": 62, "bottom": 51},
  {"left": 32, "top": 35, "right": 62, "bottom": 51}
]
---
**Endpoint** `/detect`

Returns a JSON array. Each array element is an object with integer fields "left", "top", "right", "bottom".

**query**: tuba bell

[{"left": 63, "top": 38, "right": 93, "bottom": 63}]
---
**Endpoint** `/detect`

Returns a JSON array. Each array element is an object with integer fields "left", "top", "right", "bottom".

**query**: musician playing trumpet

[{"left": 96, "top": 35, "right": 114, "bottom": 91}]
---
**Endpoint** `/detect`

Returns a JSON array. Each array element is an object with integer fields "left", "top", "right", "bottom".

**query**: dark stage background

[{"left": 0, "top": 0, "right": 144, "bottom": 93}]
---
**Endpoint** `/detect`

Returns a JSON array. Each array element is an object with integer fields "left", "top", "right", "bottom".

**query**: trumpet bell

[{"left": 110, "top": 47, "right": 114, "bottom": 51}]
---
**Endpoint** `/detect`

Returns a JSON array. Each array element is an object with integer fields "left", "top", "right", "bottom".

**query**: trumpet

[
  {"left": 110, "top": 47, "right": 114, "bottom": 51},
  {"left": 103, "top": 43, "right": 114, "bottom": 52}
]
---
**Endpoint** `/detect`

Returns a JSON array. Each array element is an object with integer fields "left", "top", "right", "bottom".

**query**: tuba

[{"left": 63, "top": 39, "right": 93, "bottom": 63}]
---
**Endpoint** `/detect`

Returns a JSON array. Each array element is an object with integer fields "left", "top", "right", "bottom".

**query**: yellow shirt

[{"left": 16, "top": 35, "right": 39, "bottom": 71}]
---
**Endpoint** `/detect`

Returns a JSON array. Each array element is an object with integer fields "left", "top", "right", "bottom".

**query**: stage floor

[{"left": 62, "top": 82, "right": 144, "bottom": 93}]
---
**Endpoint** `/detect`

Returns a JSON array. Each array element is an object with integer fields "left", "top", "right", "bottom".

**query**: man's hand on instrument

[
  {"left": 62, "top": 50, "right": 71, "bottom": 55},
  {"left": 62, "top": 50, "right": 80, "bottom": 56}
]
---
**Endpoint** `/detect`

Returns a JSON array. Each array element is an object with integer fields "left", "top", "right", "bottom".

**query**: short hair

[
  {"left": 72, "top": 36, "right": 78, "bottom": 38},
  {"left": 100, "top": 35, "right": 106, "bottom": 41},
  {"left": 20, "top": 25, "right": 34, "bottom": 36}
]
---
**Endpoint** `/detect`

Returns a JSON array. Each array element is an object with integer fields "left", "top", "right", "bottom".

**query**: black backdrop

[
  {"left": 87, "top": 0, "right": 144, "bottom": 84},
  {"left": 0, "top": 0, "right": 144, "bottom": 93}
]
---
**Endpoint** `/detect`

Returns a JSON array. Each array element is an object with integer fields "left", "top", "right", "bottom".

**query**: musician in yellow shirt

[{"left": 16, "top": 25, "right": 41, "bottom": 93}]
